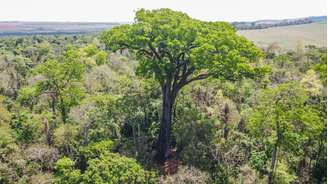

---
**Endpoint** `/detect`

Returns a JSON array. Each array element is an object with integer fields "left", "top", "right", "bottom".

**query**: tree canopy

[{"left": 102, "top": 8, "right": 267, "bottom": 86}]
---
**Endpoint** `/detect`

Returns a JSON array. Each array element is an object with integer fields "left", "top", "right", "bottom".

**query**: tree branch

[
  {"left": 147, "top": 42, "right": 161, "bottom": 60},
  {"left": 138, "top": 49, "right": 153, "bottom": 57},
  {"left": 183, "top": 73, "right": 209, "bottom": 86}
]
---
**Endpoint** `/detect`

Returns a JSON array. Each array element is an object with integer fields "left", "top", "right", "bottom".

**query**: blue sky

[{"left": 0, "top": 0, "right": 326, "bottom": 22}]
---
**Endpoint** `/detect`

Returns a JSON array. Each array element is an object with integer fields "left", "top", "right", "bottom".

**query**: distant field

[
  {"left": 0, "top": 22, "right": 119, "bottom": 35},
  {"left": 0, "top": 21, "right": 326, "bottom": 51},
  {"left": 238, "top": 22, "right": 327, "bottom": 50}
]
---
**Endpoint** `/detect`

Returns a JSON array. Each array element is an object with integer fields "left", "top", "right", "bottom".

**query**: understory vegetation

[{"left": 0, "top": 9, "right": 326, "bottom": 184}]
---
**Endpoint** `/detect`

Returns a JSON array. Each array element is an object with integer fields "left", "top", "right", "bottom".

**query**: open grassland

[{"left": 238, "top": 22, "right": 327, "bottom": 50}]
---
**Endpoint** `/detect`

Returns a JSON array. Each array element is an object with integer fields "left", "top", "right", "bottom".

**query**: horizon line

[{"left": 0, "top": 15, "right": 326, "bottom": 24}]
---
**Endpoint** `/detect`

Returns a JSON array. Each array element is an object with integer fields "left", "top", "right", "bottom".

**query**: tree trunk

[
  {"left": 61, "top": 107, "right": 67, "bottom": 123},
  {"left": 268, "top": 143, "right": 278, "bottom": 184},
  {"left": 50, "top": 95, "right": 56, "bottom": 116},
  {"left": 222, "top": 103, "right": 230, "bottom": 140},
  {"left": 58, "top": 97, "right": 67, "bottom": 123},
  {"left": 43, "top": 118, "right": 52, "bottom": 145},
  {"left": 156, "top": 84, "right": 175, "bottom": 162},
  {"left": 269, "top": 114, "right": 281, "bottom": 184}
]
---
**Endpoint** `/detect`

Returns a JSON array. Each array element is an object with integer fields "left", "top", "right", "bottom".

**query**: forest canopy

[{"left": 0, "top": 8, "right": 326, "bottom": 184}]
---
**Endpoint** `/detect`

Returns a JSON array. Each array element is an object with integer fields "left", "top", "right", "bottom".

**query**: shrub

[
  {"left": 55, "top": 153, "right": 156, "bottom": 184},
  {"left": 17, "top": 86, "right": 39, "bottom": 110},
  {"left": 95, "top": 51, "right": 108, "bottom": 65},
  {"left": 79, "top": 140, "right": 115, "bottom": 159},
  {"left": 0, "top": 124, "right": 16, "bottom": 150},
  {"left": 84, "top": 44, "right": 98, "bottom": 57},
  {"left": 55, "top": 157, "right": 81, "bottom": 184},
  {"left": 10, "top": 111, "right": 41, "bottom": 143},
  {"left": 82, "top": 153, "right": 149, "bottom": 184},
  {"left": 249, "top": 150, "right": 268, "bottom": 172}
]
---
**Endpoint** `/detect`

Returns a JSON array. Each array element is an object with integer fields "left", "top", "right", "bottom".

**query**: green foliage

[
  {"left": 272, "top": 54, "right": 293, "bottom": 68},
  {"left": 53, "top": 124, "right": 79, "bottom": 156},
  {"left": 10, "top": 111, "right": 41, "bottom": 143},
  {"left": 102, "top": 8, "right": 266, "bottom": 82},
  {"left": 34, "top": 46, "right": 86, "bottom": 122},
  {"left": 274, "top": 162, "right": 297, "bottom": 184},
  {"left": 174, "top": 105, "right": 217, "bottom": 170},
  {"left": 55, "top": 157, "right": 81, "bottom": 184},
  {"left": 79, "top": 140, "right": 115, "bottom": 159},
  {"left": 314, "top": 51, "right": 327, "bottom": 85},
  {"left": 84, "top": 44, "right": 98, "bottom": 57},
  {"left": 0, "top": 13, "right": 326, "bottom": 184},
  {"left": 301, "top": 69, "right": 323, "bottom": 97},
  {"left": 82, "top": 153, "right": 149, "bottom": 184},
  {"left": 95, "top": 51, "right": 108, "bottom": 65},
  {"left": 36, "top": 42, "right": 51, "bottom": 56},
  {"left": 250, "top": 82, "right": 323, "bottom": 141},
  {"left": 55, "top": 157, "right": 76, "bottom": 174},
  {"left": 0, "top": 125, "right": 16, "bottom": 148},
  {"left": 17, "top": 86, "right": 39, "bottom": 110},
  {"left": 249, "top": 150, "right": 269, "bottom": 172},
  {"left": 0, "top": 96, "right": 11, "bottom": 123},
  {"left": 79, "top": 94, "right": 122, "bottom": 142},
  {"left": 55, "top": 141, "right": 156, "bottom": 184},
  {"left": 247, "top": 82, "right": 324, "bottom": 182}
]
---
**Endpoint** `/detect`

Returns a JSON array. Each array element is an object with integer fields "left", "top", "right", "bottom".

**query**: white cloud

[{"left": 0, "top": 0, "right": 326, "bottom": 22}]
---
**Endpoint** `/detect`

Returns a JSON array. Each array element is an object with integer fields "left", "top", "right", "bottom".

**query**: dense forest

[{"left": 0, "top": 9, "right": 326, "bottom": 184}]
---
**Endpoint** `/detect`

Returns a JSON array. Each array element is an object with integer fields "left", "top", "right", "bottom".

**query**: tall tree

[
  {"left": 35, "top": 46, "right": 85, "bottom": 123},
  {"left": 101, "top": 8, "right": 266, "bottom": 162}
]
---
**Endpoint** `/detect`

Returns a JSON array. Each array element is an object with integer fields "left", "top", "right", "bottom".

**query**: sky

[{"left": 0, "top": 0, "right": 326, "bottom": 22}]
